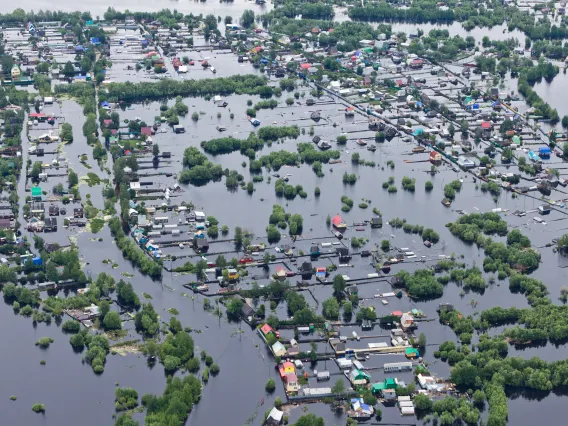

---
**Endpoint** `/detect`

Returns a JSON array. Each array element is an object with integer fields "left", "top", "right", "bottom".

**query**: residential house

[
  {"left": 400, "top": 313, "right": 414, "bottom": 330},
  {"left": 260, "top": 323, "right": 280, "bottom": 339},
  {"left": 331, "top": 215, "right": 347, "bottom": 230},
  {"left": 265, "top": 407, "right": 284, "bottom": 425},
  {"left": 285, "top": 373, "right": 299, "bottom": 393},
  {"left": 300, "top": 261, "right": 313, "bottom": 277},
  {"left": 336, "top": 247, "right": 351, "bottom": 262},
  {"left": 282, "top": 361, "right": 295, "bottom": 374},
  {"left": 370, "top": 216, "right": 382, "bottom": 228},
  {"left": 272, "top": 341, "right": 287, "bottom": 357},
  {"left": 349, "top": 369, "right": 371, "bottom": 385}
]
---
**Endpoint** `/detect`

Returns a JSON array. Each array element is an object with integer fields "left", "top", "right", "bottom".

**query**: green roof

[
  {"left": 31, "top": 187, "right": 42, "bottom": 197},
  {"left": 406, "top": 347, "right": 420, "bottom": 356}
]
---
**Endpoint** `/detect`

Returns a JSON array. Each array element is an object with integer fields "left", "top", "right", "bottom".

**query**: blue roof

[
  {"left": 100, "top": 101, "right": 110, "bottom": 107},
  {"left": 540, "top": 146, "right": 551, "bottom": 153}
]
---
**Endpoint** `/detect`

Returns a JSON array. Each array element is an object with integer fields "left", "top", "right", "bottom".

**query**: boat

[
  {"left": 249, "top": 117, "right": 261, "bottom": 126},
  {"left": 367, "top": 145, "right": 376, "bottom": 152},
  {"left": 381, "top": 265, "right": 391, "bottom": 273},
  {"left": 412, "top": 146, "right": 425, "bottom": 153},
  {"left": 210, "top": 66, "right": 216, "bottom": 74},
  {"left": 317, "top": 141, "right": 331, "bottom": 150},
  {"left": 306, "top": 98, "right": 315, "bottom": 106},
  {"left": 310, "top": 111, "right": 321, "bottom": 121},
  {"left": 179, "top": 243, "right": 184, "bottom": 249},
  {"left": 216, "top": 125, "right": 227, "bottom": 132},
  {"left": 357, "top": 138, "right": 367, "bottom": 146}
]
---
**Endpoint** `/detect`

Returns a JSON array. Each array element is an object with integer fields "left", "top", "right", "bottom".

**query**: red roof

[
  {"left": 392, "top": 310, "right": 403, "bottom": 317},
  {"left": 30, "top": 113, "right": 46, "bottom": 118},
  {"left": 430, "top": 151, "right": 441, "bottom": 159},
  {"left": 300, "top": 63, "right": 311, "bottom": 70},
  {"left": 140, "top": 126, "right": 152, "bottom": 136},
  {"left": 481, "top": 121, "right": 491, "bottom": 129},
  {"left": 261, "top": 324, "right": 273, "bottom": 335},
  {"left": 285, "top": 373, "right": 298, "bottom": 383},
  {"left": 332, "top": 215, "right": 344, "bottom": 226},
  {"left": 103, "top": 119, "right": 112, "bottom": 127}
]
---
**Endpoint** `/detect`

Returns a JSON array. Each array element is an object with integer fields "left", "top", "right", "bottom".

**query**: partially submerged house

[{"left": 332, "top": 215, "right": 347, "bottom": 230}]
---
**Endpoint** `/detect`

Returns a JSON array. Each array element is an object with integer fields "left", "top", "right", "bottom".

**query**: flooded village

[{"left": 1, "top": 2, "right": 568, "bottom": 426}]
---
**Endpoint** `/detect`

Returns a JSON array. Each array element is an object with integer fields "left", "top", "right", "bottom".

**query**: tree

[
  {"left": 68, "top": 169, "right": 78, "bottom": 187},
  {"left": 322, "top": 297, "right": 339, "bottom": 319},
  {"left": 381, "top": 239, "right": 390, "bottom": 251},
  {"left": 294, "top": 414, "right": 325, "bottom": 426},
  {"left": 116, "top": 280, "right": 140, "bottom": 310},
  {"left": 448, "top": 123, "right": 455, "bottom": 137},
  {"left": 562, "top": 115, "right": 568, "bottom": 129},
  {"left": 62, "top": 320, "right": 81, "bottom": 333},
  {"left": 103, "top": 311, "right": 122, "bottom": 331},
  {"left": 30, "top": 161, "right": 43, "bottom": 180},
  {"left": 460, "top": 120, "right": 469, "bottom": 136},
  {"left": 414, "top": 393, "right": 433, "bottom": 411},
  {"left": 241, "top": 10, "right": 255, "bottom": 28},
  {"left": 331, "top": 379, "right": 345, "bottom": 394},
  {"left": 152, "top": 144, "right": 160, "bottom": 157},
  {"left": 226, "top": 298, "right": 243, "bottom": 319},
  {"left": 265, "top": 378, "right": 276, "bottom": 392},
  {"left": 418, "top": 333, "right": 427, "bottom": 348},
  {"left": 557, "top": 234, "right": 568, "bottom": 254},
  {"left": 234, "top": 226, "right": 243, "bottom": 248},
  {"left": 69, "top": 333, "right": 85, "bottom": 349},
  {"left": 332, "top": 275, "right": 346, "bottom": 295},
  {"left": 63, "top": 61, "right": 75, "bottom": 78},
  {"left": 60, "top": 123, "right": 73, "bottom": 141}
]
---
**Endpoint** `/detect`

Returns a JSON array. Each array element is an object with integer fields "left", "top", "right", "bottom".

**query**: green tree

[
  {"left": 332, "top": 275, "right": 346, "bottom": 295},
  {"left": 226, "top": 298, "right": 243, "bottom": 319},
  {"left": 103, "top": 311, "right": 122, "bottom": 331},
  {"left": 63, "top": 61, "right": 75, "bottom": 78},
  {"left": 322, "top": 297, "right": 339, "bottom": 319},
  {"left": 265, "top": 378, "right": 276, "bottom": 392},
  {"left": 331, "top": 379, "right": 345, "bottom": 394},
  {"left": 241, "top": 10, "right": 255, "bottom": 28},
  {"left": 68, "top": 169, "right": 78, "bottom": 187}
]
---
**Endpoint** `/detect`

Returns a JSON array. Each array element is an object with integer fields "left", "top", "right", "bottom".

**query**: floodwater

[
  {"left": 0, "top": 0, "right": 272, "bottom": 20},
  {"left": 3, "top": 5, "right": 568, "bottom": 426}
]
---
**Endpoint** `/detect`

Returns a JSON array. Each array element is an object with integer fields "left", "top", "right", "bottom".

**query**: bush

[
  {"left": 35, "top": 337, "right": 54, "bottom": 348},
  {"left": 62, "top": 320, "right": 81, "bottom": 333},
  {"left": 32, "top": 403, "right": 45, "bottom": 413}
]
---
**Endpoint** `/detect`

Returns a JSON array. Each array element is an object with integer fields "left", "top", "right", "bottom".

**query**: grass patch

[
  {"left": 168, "top": 308, "right": 179, "bottom": 315},
  {"left": 142, "top": 292, "right": 153, "bottom": 299},
  {"left": 90, "top": 218, "right": 105, "bottom": 234},
  {"left": 85, "top": 172, "right": 101, "bottom": 186}
]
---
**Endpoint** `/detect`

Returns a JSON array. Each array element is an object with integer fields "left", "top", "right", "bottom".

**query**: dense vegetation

[{"left": 101, "top": 75, "right": 270, "bottom": 102}]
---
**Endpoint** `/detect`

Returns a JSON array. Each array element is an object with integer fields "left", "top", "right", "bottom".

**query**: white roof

[
  {"left": 268, "top": 407, "right": 283, "bottom": 422},
  {"left": 194, "top": 211, "right": 205, "bottom": 218}
]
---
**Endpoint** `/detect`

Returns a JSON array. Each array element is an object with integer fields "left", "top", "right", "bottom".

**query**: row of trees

[{"left": 101, "top": 75, "right": 270, "bottom": 102}]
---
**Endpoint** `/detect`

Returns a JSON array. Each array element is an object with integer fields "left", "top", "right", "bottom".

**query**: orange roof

[{"left": 300, "top": 63, "right": 311, "bottom": 69}]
